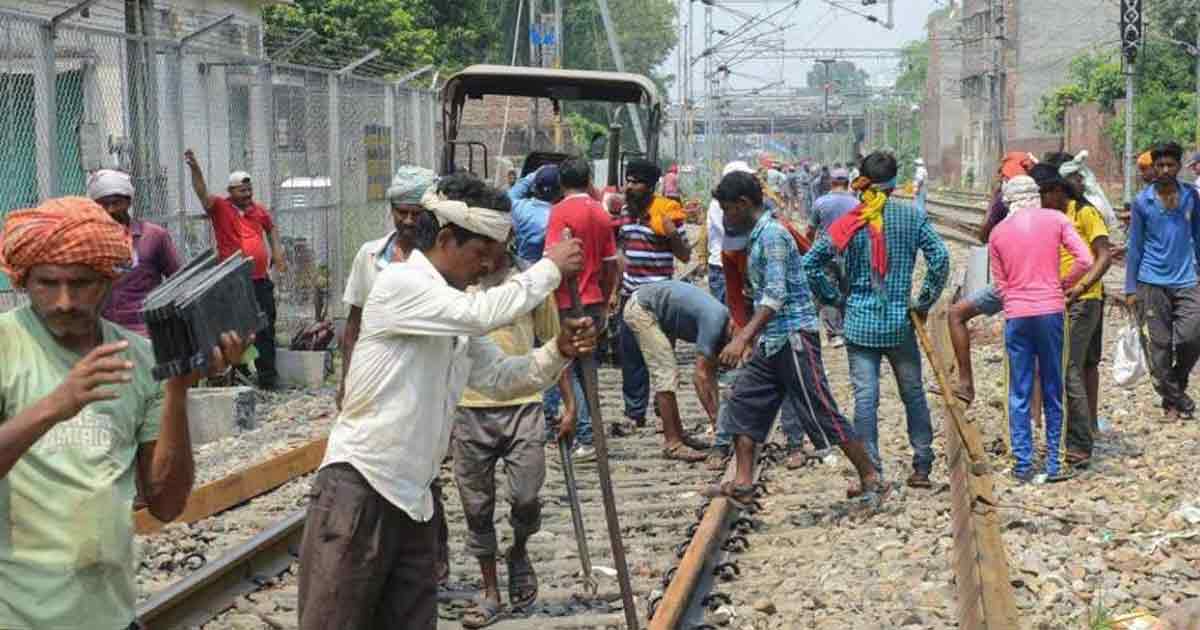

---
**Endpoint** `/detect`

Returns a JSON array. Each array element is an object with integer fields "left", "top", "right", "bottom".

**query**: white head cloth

[
  {"left": 421, "top": 188, "right": 511, "bottom": 242},
  {"left": 86, "top": 169, "right": 134, "bottom": 200},
  {"left": 387, "top": 165, "right": 437, "bottom": 205},
  {"left": 1002, "top": 175, "right": 1042, "bottom": 214},
  {"left": 1059, "top": 150, "right": 1119, "bottom": 229},
  {"left": 723, "top": 160, "right": 754, "bottom": 176}
]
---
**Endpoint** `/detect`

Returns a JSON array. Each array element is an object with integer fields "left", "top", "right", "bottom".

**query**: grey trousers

[
  {"left": 451, "top": 402, "right": 546, "bottom": 558},
  {"left": 1137, "top": 283, "right": 1200, "bottom": 409},
  {"left": 1065, "top": 298, "right": 1103, "bottom": 456},
  {"left": 298, "top": 463, "right": 436, "bottom": 630}
]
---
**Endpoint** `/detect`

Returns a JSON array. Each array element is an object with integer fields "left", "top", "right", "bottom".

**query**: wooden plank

[
  {"left": 135, "top": 438, "right": 327, "bottom": 534},
  {"left": 911, "top": 312, "right": 1019, "bottom": 630}
]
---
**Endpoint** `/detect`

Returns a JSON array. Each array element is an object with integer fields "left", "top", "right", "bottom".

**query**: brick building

[
  {"left": 923, "top": 0, "right": 1119, "bottom": 190},
  {"left": 922, "top": 6, "right": 965, "bottom": 187},
  {"left": 454, "top": 95, "right": 576, "bottom": 177}
]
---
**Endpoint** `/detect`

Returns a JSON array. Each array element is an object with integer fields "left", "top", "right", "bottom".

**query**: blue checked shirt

[
  {"left": 748, "top": 211, "right": 820, "bottom": 355},
  {"left": 803, "top": 196, "right": 949, "bottom": 348}
]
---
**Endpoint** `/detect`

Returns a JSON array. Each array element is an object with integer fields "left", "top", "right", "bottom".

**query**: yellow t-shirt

[
  {"left": 458, "top": 268, "right": 561, "bottom": 408},
  {"left": 1059, "top": 200, "right": 1109, "bottom": 301}
]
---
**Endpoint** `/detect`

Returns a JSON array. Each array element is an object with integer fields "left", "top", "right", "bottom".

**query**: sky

[{"left": 663, "top": 0, "right": 951, "bottom": 99}]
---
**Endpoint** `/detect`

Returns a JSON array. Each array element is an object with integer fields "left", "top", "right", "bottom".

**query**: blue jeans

[
  {"left": 543, "top": 363, "right": 593, "bottom": 447},
  {"left": 618, "top": 296, "right": 649, "bottom": 420},
  {"left": 846, "top": 333, "right": 934, "bottom": 475},
  {"left": 708, "top": 264, "right": 726, "bottom": 305},
  {"left": 1005, "top": 313, "right": 1066, "bottom": 477}
]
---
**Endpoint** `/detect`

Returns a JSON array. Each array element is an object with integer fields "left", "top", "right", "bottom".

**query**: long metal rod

[
  {"left": 557, "top": 438, "right": 598, "bottom": 595},
  {"left": 563, "top": 272, "right": 638, "bottom": 629}
]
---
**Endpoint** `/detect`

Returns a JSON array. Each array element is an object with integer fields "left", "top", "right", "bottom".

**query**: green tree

[
  {"left": 263, "top": 0, "right": 501, "bottom": 74},
  {"left": 806, "top": 61, "right": 870, "bottom": 94}
]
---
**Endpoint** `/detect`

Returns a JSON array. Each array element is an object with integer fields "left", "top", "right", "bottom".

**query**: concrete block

[
  {"left": 277, "top": 349, "right": 328, "bottom": 388},
  {"left": 187, "top": 387, "right": 257, "bottom": 446}
]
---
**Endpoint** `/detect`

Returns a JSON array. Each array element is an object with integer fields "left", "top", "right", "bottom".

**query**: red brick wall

[
  {"left": 1064, "top": 101, "right": 1122, "bottom": 188},
  {"left": 455, "top": 96, "right": 574, "bottom": 160}
]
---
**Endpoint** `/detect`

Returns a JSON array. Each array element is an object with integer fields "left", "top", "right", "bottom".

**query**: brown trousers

[{"left": 298, "top": 463, "right": 437, "bottom": 630}]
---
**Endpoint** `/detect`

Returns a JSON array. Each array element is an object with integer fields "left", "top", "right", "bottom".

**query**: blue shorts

[{"left": 966, "top": 285, "right": 1003, "bottom": 316}]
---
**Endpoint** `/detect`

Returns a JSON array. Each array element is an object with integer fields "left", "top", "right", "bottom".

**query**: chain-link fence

[{"left": 0, "top": 5, "right": 439, "bottom": 335}]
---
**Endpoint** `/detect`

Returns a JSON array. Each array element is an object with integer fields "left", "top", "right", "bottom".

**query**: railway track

[{"left": 135, "top": 214, "right": 1031, "bottom": 630}]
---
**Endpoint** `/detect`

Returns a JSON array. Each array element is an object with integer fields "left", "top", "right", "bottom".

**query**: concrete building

[
  {"left": 922, "top": 5, "right": 965, "bottom": 187},
  {"left": 924, "top": 0, "right": 1119, "bottom": 190}
]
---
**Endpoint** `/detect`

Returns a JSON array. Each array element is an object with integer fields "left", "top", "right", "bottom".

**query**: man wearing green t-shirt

[{"left": 0, "top": 197, "right": 247, "bottom": 630}]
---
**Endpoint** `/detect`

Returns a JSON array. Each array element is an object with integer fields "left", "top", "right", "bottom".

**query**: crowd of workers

[{"left": 1, "top": 133, "right": 1200, "bottom": 630}]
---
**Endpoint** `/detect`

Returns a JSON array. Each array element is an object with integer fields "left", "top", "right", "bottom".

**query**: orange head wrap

[
  {"left": 999, "top": 152, "right": 1036, "bottom": 181},
  {"left": 0, "top": 196, "right": 132, "bottom": 287},
  {"left": 1137, "top": 151, "right": 1153, "bottom": 168}
]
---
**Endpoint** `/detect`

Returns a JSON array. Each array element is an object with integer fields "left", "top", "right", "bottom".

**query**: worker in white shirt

[
  {"left": 337, "top": 166, "right": 460, "bottom": 586},
  {"left": 297, "top": 180, "right": 592, "bottom": 630}
]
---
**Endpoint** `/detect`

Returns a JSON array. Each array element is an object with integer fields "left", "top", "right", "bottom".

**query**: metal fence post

[
  {"left": 34, "top": 23, "right": 59, "bottom": 199},
  {"left": 385, "top": 83, "right": 396, "bottom": 171},
  {"left": 173, "top": 44, "right": 186, "bottom": 225},
  {"left": 409, "top": 88, "right": 424, "bottom": 170}
]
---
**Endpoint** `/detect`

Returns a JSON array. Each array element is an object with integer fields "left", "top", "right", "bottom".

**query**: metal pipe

[{"left": 562, "top": 270, "right": 638, "bottom": 630}]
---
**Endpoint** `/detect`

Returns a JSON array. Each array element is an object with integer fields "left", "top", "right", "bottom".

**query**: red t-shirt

[
  {"left": 545, "top": 193, "right": 618, "bottom": 310},
  {"left": 208, "top": 196, "right": 271, "bottom": 279}
]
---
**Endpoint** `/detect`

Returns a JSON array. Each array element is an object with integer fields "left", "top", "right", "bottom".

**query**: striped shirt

[{"left": 617, "top": 206, "right": 689, "bottom": 296}]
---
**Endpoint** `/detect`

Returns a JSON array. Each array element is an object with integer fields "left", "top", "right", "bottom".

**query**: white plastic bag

[{"left": 1112, "top": 323, "right": 1147, "bottom": 388}]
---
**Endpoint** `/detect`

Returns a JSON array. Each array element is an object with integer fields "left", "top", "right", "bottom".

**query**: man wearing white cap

[
  {"left": 87, "top": 169, "right": 181, "bottom": 335},
  {"left": 708, "top": 160, "right": 755, "bottom": 305},
  {"left": 298, "top": 178, "right": 591, "bottom": 629},
  {"left": 184, "top": 150, "right": 285, "bottom": 390}
]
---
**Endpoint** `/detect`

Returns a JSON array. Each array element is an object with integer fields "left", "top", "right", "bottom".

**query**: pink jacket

[{"left": 989, "top": 208, "right": 1094, "bottom": 319}]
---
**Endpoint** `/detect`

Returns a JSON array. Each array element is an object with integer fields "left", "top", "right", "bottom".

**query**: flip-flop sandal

[
  {"left": 846, "top": 480, "right": 864, "bottom": 499},
  {"left": 505, "top": 548, "right": 538, "bottom": 611},
  {"left": 1045, "top": 468, "right": 1076, "bottom": 483},
  {"left": 855, "top": 481, "right": 892, "bottom": 511},
  {"left": 682, "top": 433, "right": 713, "bottom": 451},
  {"left": 905, "top": 471, "right": 933, "bottom": 489},
  {"left": 663, "top": 443, "right": 707, "bottom": 462},
  {"left": 1065, "top": 452, "right": 1091, "bottom": 469},
  {"left": 702, "top": 480, "right": 756, "bottom": 507},
  {"left": 461, "top": 598, "right": 503, "bottom": 629}
]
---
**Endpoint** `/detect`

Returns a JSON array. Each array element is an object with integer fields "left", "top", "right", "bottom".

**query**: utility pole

[
  {"left": 595, "top": 0, "right": 648, "bottom": 154},
  {"left": 989, "top": 0, "right": 1006, "bottom": 159},
  {"left": 1121, "top": 0, "right": 1142, "bottom": 203},
  {"left": 529, "top": 0, "right": 539, "bottom": 153},
  {"left": 1195, "top": 21, "right": 1199, "bottom": 147}
]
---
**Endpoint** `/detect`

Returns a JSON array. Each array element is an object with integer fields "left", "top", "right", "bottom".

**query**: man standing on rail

[
  {"left": 1125, "top": 142, "right": 1200, "bottom": 421},
  {"left": 615, "top": 158, "right": 690, "bottom": 435},
  {"left": 185, "top": 150, "right": 285, "bottom": 390},
  {"left": 0, "top": 197, "right": 247, "bottom": 630},
  {"left": 544, "top": 158, "right": 621, "bottom": 460},
  {"left": 804, "top": 152, "right": 950, "bottom": 491},
  {"left": 991, "top": 174, "right": 1093, "bottom": 483},
  {"left": 87, "top": 169, "right": 182, "bottom": 336},
  {"left": 943, "top": 152, "right": 1035, "bottom": 405},
  {"left": 704, "top": 171, "right": 883, "bottom": 506},
  {"left": 297, "top": 180, "right": 593, "bottom": 629}
]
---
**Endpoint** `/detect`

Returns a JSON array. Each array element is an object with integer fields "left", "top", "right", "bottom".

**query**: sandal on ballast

[
  {"left": 505, "top": 548, "right": 538, "bottom": 612},
  {"left": 702, "top": 480, "right": 757, "bottom": 507},
  {"left": 461, "top": 598, "right": 503, "bottom": 629},
  {"left": 663, "top": 442, "right": 707, "bottom": 462},
  {"left": 505, "top": 550, "right": 537, "bottom": 611}
]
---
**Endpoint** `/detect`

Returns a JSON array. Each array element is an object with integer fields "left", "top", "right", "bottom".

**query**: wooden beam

[
  {"left": 135, "top": 438, "right": 327, "bottom": 534},
  {"left": 911, "top": 311, "right": 1019, "bottom": 629}
]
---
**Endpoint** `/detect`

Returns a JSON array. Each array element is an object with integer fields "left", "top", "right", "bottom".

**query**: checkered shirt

[
  {"left": 803, "top": 196, "right": 949, "bottom": 348},
  {"left": 747, "top": 211, "right": 819, "bottom": 355}
]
